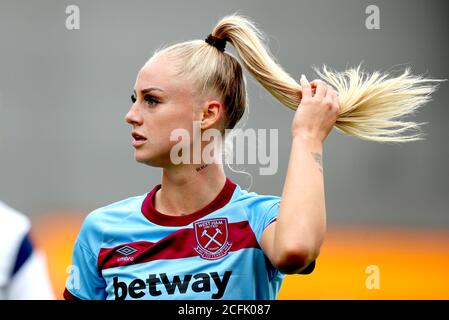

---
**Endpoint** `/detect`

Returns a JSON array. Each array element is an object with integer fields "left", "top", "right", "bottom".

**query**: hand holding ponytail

[{"left": 212, "top": 14, "right": 446, "bottom": 143}]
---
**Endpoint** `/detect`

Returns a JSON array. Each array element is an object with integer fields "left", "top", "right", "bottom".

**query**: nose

[{"left": 125, "top": 103, "right": 143, "bottom": 126}]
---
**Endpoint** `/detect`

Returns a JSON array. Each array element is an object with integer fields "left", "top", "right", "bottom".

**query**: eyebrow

[{"left": 133, "top": 87, "right": 165, "bottom": 95}]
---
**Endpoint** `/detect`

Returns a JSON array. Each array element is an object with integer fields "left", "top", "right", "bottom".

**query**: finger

[
  {"left": 324, "top": 85, "right": 334, "bottom": 100},
  {"left": 310, "top": 79, "right": 322, "bottom": 87},
  {"left": 300, "top": 74, "right": 312, "bottom": 100},
  {"left": 314, "top": 80, "right": 328, "bottom": 100},
  {"left": 332, "top": 89, "right": 341, "bottom": 114},
  {"left": 310, "top": 79, "right": 320, "bottom": 94},
  {"left": 323, "top": 86, "right": 336, "bottom": 107},
  {"left": 326, "top": 87, "right": 337, "bottom": 112}
]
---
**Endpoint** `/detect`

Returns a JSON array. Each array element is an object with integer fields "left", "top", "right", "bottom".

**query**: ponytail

[{"left": 211, "top": 14, "right": 445, "bottom": 143}]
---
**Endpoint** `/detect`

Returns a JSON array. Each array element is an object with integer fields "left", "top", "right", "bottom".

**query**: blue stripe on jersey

[{"left": 11, "top": 232, "right": 33, "bottom": 277}]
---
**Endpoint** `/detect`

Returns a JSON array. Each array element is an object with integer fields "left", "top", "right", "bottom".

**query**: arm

[{"left": 261, "top": 75, "right": 340, "bottom": 274}]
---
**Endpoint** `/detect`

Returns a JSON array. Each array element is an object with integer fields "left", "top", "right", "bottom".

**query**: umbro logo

[{"left": 116, "top": 246, "right": 137, "bottom": 256}]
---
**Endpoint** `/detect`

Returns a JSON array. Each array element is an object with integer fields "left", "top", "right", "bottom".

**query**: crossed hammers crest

[{"left": 201, "top": 228, "right": 223, "bottom": 249}]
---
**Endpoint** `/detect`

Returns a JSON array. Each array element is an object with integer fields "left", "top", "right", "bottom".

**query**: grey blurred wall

[{"left": 0, "top": 0, "right": 448, "bottom": 227}]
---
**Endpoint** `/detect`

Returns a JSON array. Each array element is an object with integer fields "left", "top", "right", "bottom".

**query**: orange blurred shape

[
  {"left": 278, "top": 226, "right": 449, "bottom": 299},
  {"left": 33, "top": 214, "right": 449, "bottom": 300},
  {"left": 33, "top": 212, "right": 85, "bottom": 300}
]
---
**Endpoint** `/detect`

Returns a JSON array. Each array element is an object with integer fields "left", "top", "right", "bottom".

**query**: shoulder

[
  {"left": 76, "top": 194, "right": 147, "bottom": 248},
  {"left": 230, "top": 185, "right": 281, "bottom": 229},
  {"left": 232, "top": 186, "right": 281, "bottom": 212},
  {"left": 85, "top": 194, "right": 147, "bottom": 224},
  {"left": 0, "top": 201, "right": 30, "bottom": 238},
  {"left": 229, "top": 186, "right": 281, "bottom": 243}
]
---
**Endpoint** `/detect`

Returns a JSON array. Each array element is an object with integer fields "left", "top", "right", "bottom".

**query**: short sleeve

[
  {"left": 246, "top": 196, "right": 316, "bottom": 275},
  {"left": 246, "top": 196, "right": 281, "bottom": 245},
  {"left": 64, "top": 215, "right": 107, "bottom": 300}
]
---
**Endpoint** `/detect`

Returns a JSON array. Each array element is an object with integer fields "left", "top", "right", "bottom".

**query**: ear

[{"left": 200, "top": 100, "right": 223, "bottom": 130}]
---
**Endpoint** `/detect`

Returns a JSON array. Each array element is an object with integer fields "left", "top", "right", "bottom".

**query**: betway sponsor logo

[{"left": 113, "top": 271, "right": 232, "bottom": 300}]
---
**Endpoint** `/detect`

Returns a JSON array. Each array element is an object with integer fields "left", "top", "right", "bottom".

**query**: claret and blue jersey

[{"left": 64, "top": 178, "right": 315, "bottom": 300}]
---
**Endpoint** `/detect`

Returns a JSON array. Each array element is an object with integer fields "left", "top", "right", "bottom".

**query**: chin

[{"left": 134, "top": 151, "right": 168, "bottom": 168}]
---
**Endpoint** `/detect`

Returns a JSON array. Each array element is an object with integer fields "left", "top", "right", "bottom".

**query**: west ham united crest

[{"left": 194, "top": 218, "right": 232, "bottom": 260}]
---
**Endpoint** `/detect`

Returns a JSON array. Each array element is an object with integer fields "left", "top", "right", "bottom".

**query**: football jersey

[
  {"left": 0, "top": 201, "right": 55, "bottom": 300},
  {"left": 64, "top": 177, "right": 315, "bottom": 300}
]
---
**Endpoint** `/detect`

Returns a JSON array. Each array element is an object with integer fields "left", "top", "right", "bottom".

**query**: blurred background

[{"left": 0, "top": 0, "right": 448, "bottom": 299}]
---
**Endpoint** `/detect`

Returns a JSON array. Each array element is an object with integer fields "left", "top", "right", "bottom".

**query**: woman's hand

[{"left": 291, "top": 75, "right": 341, "bottom": 143}]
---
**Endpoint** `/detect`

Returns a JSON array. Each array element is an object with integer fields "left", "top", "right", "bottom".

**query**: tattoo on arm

[{"left": 311, "top": 152, "right": 323, "bottom": 173}]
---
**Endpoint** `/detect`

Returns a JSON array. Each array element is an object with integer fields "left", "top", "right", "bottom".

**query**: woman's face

[{"left": 125, "top": 54, "right": 201, "bottom": 167}]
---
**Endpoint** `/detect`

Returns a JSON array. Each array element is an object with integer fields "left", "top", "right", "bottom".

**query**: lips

[
  {"left": 131, "top": 131, "right": 147, "bottom": 147},
  {"left": 132, "top": 132, "right": 147, "bottom": 141}
]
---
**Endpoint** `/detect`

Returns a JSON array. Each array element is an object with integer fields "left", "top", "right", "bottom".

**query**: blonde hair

[{"left": 154, "top": 14, "right": 445, "bottom": 143}]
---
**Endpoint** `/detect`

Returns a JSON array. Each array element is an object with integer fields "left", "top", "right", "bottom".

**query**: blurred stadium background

[{"left": 1, "top": 0, "right": 448, "bottom": 299}]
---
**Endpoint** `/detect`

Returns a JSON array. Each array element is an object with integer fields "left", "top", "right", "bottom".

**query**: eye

[
  {"left": 131, "top": 93, "right": 136, "bottom": 103},
  {"left": 144, "top": 94, "right": 159, "bottom": 106}
]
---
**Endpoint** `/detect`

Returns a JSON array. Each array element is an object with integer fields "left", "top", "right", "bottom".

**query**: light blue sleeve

[
  {"left": 246, "top": 194, "right": 317, "bottom": 276},
  {"left": 65, "top": 213, "right": 107, "bottom": 300},
  {"left": 246, "top": 195, "right": 281, "bottom": 245}
]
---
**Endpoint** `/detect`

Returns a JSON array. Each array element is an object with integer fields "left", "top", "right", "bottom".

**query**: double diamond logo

[{"left": 116, "top": 245, "right": 137, "bottom": 256}]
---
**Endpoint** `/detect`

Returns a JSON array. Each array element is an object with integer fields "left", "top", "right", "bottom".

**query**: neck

[{"left": 155, "top": 162, "right": 227, "bottom": 216}]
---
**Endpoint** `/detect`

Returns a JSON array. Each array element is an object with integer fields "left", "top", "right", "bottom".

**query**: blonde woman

[{"left": 64, "top": 14, "right": 442, "bottom": 300}]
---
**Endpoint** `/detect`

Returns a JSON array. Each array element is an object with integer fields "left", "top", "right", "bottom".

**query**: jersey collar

[{"left": 141, "top": 177, "right": 237, "bottom": 226}]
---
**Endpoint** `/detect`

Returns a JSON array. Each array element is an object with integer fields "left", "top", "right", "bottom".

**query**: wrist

[{"left": 291, "top": 133, "right": 323, "bottom": 148}]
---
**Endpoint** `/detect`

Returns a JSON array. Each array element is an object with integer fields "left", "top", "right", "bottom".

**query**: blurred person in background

[{"left": 0, "top": 201, "right": 55, "bottom": 299}]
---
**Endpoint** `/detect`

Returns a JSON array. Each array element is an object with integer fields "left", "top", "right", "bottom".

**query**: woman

[{"left": 64, "top": 14, "right": 441, "bottom": 300}]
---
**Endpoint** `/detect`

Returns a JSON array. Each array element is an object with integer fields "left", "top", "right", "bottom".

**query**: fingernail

[{"left": 300, "top": 74, "right": 305, "bottom": 81}]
